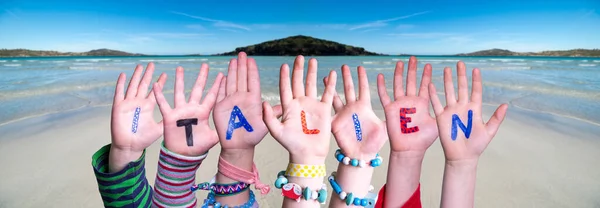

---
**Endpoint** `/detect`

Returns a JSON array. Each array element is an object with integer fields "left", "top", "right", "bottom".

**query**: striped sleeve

[
  {"left": 92, "top": 144, "right": 153, "bottom": 208},
  {"left": 152, "top": 142, "right": 207, "bottom": 208}
]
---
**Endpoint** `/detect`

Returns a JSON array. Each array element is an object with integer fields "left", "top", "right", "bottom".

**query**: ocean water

[{"left": 0, "top": 56, "right": 599, "bottom": 126}]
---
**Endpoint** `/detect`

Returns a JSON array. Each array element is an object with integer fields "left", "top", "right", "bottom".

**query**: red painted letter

[
  {"left": 301, "top": 110, "right": 320, "bottom": 134},
  {"left": 400, "top": 108, "right": 419, "bottom": 133}
]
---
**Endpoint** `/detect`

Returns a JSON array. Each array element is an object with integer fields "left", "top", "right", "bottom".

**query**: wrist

[
  {"left": 445, "top": 159, "right": 479, "bottom": 172},
  {"left": 289, "top": 154, "right": 326, "bottom": 165},
  {"left": 217, "top": 148, "right": 255, "bottom": 184},
  {"left": 108, "top": 145, "right": 143, "bottom": 173}
]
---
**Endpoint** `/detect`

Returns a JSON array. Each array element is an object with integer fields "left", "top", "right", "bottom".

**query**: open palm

[
  {"left": 377, "top": 57, "right": 438, "bottom": 154},
  {"left": 213, "top": 52, "right": 271, "bottom": 149},
  {"left": 428, "top": 61, "right": 508, "bottom": 161},
  {"left": 328, "top": 65, "right": 386, "bottom": 159},
  {"left": 263, "top": 56, "right": 337, "bottom": 164},
  {"left": 111, "top": 63, "right": 166, "bottom": 153},
  {"left": 153, "top": 64, "right": 224, "bottom": 156}
]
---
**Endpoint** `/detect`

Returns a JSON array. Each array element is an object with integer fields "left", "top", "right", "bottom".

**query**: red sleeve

[{"left": 374, "top": 183, "right": 421, "bottom": 208}]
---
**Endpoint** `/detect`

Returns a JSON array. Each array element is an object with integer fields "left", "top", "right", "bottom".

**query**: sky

[{"left": 1, "top": 0, "right": 599, "bottom": 55}]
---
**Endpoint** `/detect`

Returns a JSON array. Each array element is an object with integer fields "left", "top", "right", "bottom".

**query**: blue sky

[{"left": 1, "top": 0, "right": 598, "bottom": 55}]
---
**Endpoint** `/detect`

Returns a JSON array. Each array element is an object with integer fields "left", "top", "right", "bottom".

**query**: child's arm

[
  {"left": 325, "top": 65, "right": 387, "bottom": 207},
  {"left": 263, "top": 56, "right": 338, "bottom": 208},
  {"left": 376, "top": 57, "right": 439, "bottom": 207},
  {"left": 151, "top": 63, "right": 224, "bottom": 207},
  {"left": 428, "top": 62, "right": 507, "bottom": 208},
  {"left": 210, "top": 52, "right": 273, "bottom": 206},
  {"left": 92, "top": 63, "right": 166, "bottom": 207}
]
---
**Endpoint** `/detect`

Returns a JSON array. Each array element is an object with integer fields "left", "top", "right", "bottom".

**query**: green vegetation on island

[
  {"left": 0, "top": 49, "right": 145, "bottom": 57},
  {"left": 214, "top": 35, "right": 380, "bottom": 56},
  {"left": 457, "top": 48, "right": 600, "bottom": 57}
]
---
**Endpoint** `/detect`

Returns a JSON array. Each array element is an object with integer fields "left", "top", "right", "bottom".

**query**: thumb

[
  {"left": 485, "top": 104, "right": 508, "bottom": 138},
  {"left": 262, "top": 101, "right": 283, "bottom": 139},
  {"left": 272, "top": 104, "right": 283, "bottom": 118}
]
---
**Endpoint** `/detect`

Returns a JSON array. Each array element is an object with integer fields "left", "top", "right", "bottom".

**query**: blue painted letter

[
  {"left": 451, "top": 110, "right": 473, "bottom": 141},
  {"left": 226, "top": 106, "right": 254, "bottom": 140},
  {"left": 352, "top": 113, "right": 363, "bottom": 141}
]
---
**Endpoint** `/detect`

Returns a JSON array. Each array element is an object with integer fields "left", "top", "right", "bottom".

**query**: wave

[
  {"left": 0, "top": 81, "right": 115, "bottom": 100},
  {"left": 578, "top": 64, "right": 597, "bottom": 67},
  {"left": 507, "top": 63, "right": 528, "bottom": 66},
  {"left": 0, "top": 60, "right": 6, "bottom": 62},
  {"left": 361, "top": 61, "right": 394, "bottom": 65},
  {"left": 75, "top": 58, "right": 111, "bottom": 62},
  {"left": 72, "top": 63, "right": 94, "bottom": 66},
  {"left": 3, "top": 64, "right": 21, "bottom": 67},
  {"left": 593, "top": 60, "right": 600, "bottom": 63},
  {"left": 68, "top": 66, "right": 96, "bottom": 70},
  {"left": 484, "top": 81, "right": 600, "bottom": 100},
  {"left": 490, "top": 58, "right": 525, "bottom": 62}
]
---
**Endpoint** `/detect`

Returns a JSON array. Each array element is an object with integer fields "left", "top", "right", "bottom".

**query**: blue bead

[
  {"left": 223, "top": 206, "right": 228, "bottom": 208},
  {"left": 351, "top": 159, "right": 358, "bottom": 166},
  {"left": 345, "top": 193, "right": 354, "bottom": 206},
  {"left": 214, "top": 202, "right": 221, "bottom": 208},
  {"left": 361, "top": 199, "right": 368, "bottom": 206},
  {"left": 318, "top": 188, "right": 327, "bottom": 203},
  {"left": 277, "top": 171, "right": 286, "bottom": 177},
  {"left": 274, "top": 177, "right": 288, "bottom": 189},
  {"left": 371, "top": 159, "right": 381, "bottom": 167},
  {"left": 353, "top": 197, "right": 361, "bottom": 205},
  {"left": 303, "top": 187, "right": 311, "bottom": 200},
  {"left": 336, "top": 153, "right": 344, "bottom": 162}
]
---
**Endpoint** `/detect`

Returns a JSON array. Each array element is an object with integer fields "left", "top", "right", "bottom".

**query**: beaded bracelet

[
  {"left": 202, "top": 189, "right": 257, "bottom": 208},
  {"left": 335, "top": 149, "right": 383, "bottom": 168},
  {"left": 328, "top": 172, "right": 377, "bottom": 207},
  {"left": 274, "top": 171, "right": 328, "bottom": 204},
  {"left": 191, "top": 181, "right": 250, "bottom": 196}
]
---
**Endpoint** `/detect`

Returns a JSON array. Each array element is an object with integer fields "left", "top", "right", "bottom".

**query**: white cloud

[
  {"left": 349, "top": 11, "right": 430, "bottom": 31},
  {"left": 388, "top": 32, "right": 453, "bottom": 38},
  {"left": 186, "top": 24, "right": 205, "bottom": 30},
  {"left": 171, "top": 11, "right": 251, "bottom": 31}
]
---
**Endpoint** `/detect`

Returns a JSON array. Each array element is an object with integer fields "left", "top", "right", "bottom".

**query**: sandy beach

[{"left": 1, "top": 101, "right": 599, "bottom": 208}]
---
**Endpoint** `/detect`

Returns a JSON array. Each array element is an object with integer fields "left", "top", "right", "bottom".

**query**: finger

[
  {"left": 321, "top": 70, "right": 337, "bottom": 104},
  {"left": 216, "top": 76, "right": 227, "bottom": 103},
  {"left": 153, "top": 83, "right": 172, "bottom": 113},
  {"left": 137, "top": 62, "right": 155, "bottom": 97},
  {"left": 485, "top": 104, "right": 508, "bottom": 137},
  {"left": 189, "top": 63, "right": 209, "bottom": 104},
  {"left": 292, "top": 55, "right": 305, "bottom": 98},
  {"left": 471, "top": 68, "right": 483, "bottom": 103},
  {"left": 428, "top": 83, "right": 444, "bottom": 116},
  {"left": 202, "top": 72, "right": 224, "bottom": 107},
  {"left": 125, "top": 65, "right": 144, "bottom": 99},
  {"left": 174, "top": 66, "right": 186, "bottom": 107},
  {"left": 272, "top": 104, "right": 283, "bottom": 118},
  {"left": 357, "top": 66, "right": 370, "bottom": 101},
  {"left": 341, "top": 65, "right": 356, "bottom": 103},
  {"left": 377, "top": 73, "right": 391, "bottom": 107},
  {"left": 418, "top": 64, "right": 432, "bottom": 98},
  {"left": 226, "top": 58, "right": 238, "bottom": 95},
  {"left": 247, "top": 58, "right": 261, "bottom": 94},
  {"left": 457, "top": 61, "right": 469, "bottom": 103},
  {"left": 393, "top": 61, "right": 405, "bottom": 99},
  {"left": 323, "top": 76, "right": 343, "bottom": 112},
  {"left": 113, "top": 73, "right": 126, "bottom": 104},
  {"left": 443, "top": 67, "right": 457, "bottom": 105},
  {"left": 237, "top": 52, "right": 248, "bottom": 92},
  {"left": 280, "top": 64, "right": 292, "bottom": 106},
  {"left": 406, "top": 56, "right": 418, "bottom": 96},
  {"left": 262, "top": 101, "right": 283, "bottom": 138},
  {"left": 147, "top": 73, "right": 167, "bottom": 101},
  {"left": 305, "top": 58, "right": 318, "bottom": 98}
]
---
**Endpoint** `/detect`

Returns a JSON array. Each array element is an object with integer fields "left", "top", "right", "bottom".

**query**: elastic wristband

[
  {"left": 274, "top": 170, "right": 328, "bottom": 204},
  {"left": 329, "top": 172, "right": 377, "bottom": 207},
  {"left": 335, "top": 149, "right": 383, "bottom": 168},
  {"left": 285, "top": 163, "right": 326, "bottom": 178}
]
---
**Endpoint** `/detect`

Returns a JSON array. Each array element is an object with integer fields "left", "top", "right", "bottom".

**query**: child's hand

[
  {"left": 153, "top": 64, "right": 224, "bottom": 156},
  {"left": 263, "top": 56, "right": 337, "bottom": 164},
  {"left": 213, "top": 52, "right": 271, "bottom": 150},
  {"left": 429, "top": 61, "right": 508, "bottom": 162},
  {"left": 377, "top": 57, "right": 438, "bottom": 156},
  {"left": 109, "top": 63, "right": 166, "bottom": 172},
  {"left": 328, "top": 65, "right": 387, "bottom": 159}
]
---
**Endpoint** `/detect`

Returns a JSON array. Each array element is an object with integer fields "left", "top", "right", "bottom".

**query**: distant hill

[
  {"left": 214, "top": 35, "right": 381, "bottom": 56},
  {"left": 457, "top": 48, "right": 600, "bottom": 57},
  {"left": 0, "top": 49, "right": 145, "bottom": 57}
]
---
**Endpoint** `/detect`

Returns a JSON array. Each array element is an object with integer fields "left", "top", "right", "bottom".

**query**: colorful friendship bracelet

[
  {"left": 285, "top": 163, "right": 327, "bottom": 178},
  {"left": 202, "top": 189, "right": 257, "bottom": 208},
  {"left": 328, "top": 172, "right": 377, "bottom": 207},
  {"left": 274, "top": 171, "right": 328, "bottom": 204},
  {"left": 191, "top": 180, "right": 250, "bottom": 196},
  {"left": 335, "top": 149, "right": 383, "bottom": 168}
]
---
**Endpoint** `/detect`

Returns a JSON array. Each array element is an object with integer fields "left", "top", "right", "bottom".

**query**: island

[
  {"left": 214, "top": 35, "right": 380, "bottom": 56},
  {"left": 0, "top": 49, "right": 145, "bottom": 57},
  {"left": 456, "top": 48, "right": 600, "bottom": 57}
]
